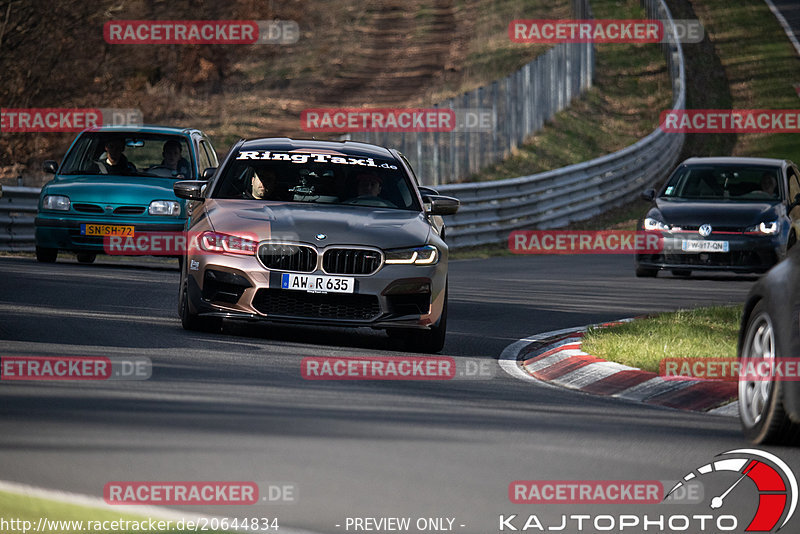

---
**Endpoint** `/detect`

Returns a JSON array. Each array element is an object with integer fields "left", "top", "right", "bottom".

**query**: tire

[
  {"left": 635, "top": 265, "right": 657, "bottom": 277},
  {"left": 671, "top": 269, "right": 691, "bottom": 277},
  {"left": 179, "top": 275, "right": 221, "bottom": 333},
  {"left": 738, "top": 301, "right": 800, "bottom": 444},
  {"left": 35, "top": 247, "right": 58, "bottom": 263},
  {"left": 390, "top": 283, "right": 448, "bottom": 354},
  {"left": 76, "top": 252, "right": 96, "bottom": 264}
]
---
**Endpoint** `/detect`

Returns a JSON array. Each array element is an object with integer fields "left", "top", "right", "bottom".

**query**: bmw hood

[
  {"left": 653, "top": 199, "right": 783, "bottom": 228},
  {"left": 203, "top": 200, "right": 432, "bottom": 249}
]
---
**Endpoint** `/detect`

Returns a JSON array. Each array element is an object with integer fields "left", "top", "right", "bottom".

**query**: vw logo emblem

[
  {"left": 315, "top": 233, "right": 327, "bottom": 241},
  {"left": 699, "top": 224, "right": 712, "bottom": 237}
]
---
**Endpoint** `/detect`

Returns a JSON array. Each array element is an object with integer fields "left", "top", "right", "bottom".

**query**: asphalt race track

[{"left": 0, "top": 254, "right": 798, "bottom": 533}]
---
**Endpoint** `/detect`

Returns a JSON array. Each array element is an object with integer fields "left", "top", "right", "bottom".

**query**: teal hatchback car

[{"left": 35, "top": 125, "right": 218, "bottom": 263}]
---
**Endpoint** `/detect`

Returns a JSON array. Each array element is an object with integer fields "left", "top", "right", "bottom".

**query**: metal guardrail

[
  {"left": 438, "top": 0, "right": 686, "bottom": 249},
  {"left": 0, "top": 186, "right": 39, "bottom": 252}
]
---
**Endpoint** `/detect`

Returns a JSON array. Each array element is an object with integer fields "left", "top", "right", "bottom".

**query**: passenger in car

[
  {"left": 760, "top": 172, "right": 778, "bottom": 196},
  {"left": 160, "top": 139, "right": 191, "bottom": 177},
  {"left": 354, "top": 171, "right": 382, "bottom": 198}
]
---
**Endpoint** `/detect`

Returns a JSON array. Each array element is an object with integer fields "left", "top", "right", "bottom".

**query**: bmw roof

[{"left": 235, "top": 138, "right": 397, "bottom": 159}]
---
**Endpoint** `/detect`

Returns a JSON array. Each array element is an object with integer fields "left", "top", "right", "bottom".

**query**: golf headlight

[
  {"left": 747, "top": 220, "right": 779, "bottom": 235},
  {"left": 385, "top": 245, "right": 439, "bottom": 265},
  {"left": 148, "top": 200, "right": 181, "bottom": 216},
  {"left": 643, "top": 217, "right": 670, "bottom": 231},
  {"left": 42, "top": 195, "right": 70, "bottom": 211}
]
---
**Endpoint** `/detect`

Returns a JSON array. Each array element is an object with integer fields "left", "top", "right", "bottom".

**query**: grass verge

[
  {"left": 580, "top": 305, "right": 742, "bottom": 372},
  {"left": 0, "top": 490, "right": 228, "bottom": 534}
]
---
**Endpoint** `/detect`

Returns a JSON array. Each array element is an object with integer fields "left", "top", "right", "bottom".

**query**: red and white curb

[{"left": 499, "top": 323, "right": 739, "bottom": 417}]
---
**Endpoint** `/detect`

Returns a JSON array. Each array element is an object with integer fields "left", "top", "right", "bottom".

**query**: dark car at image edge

[{"left": 738, "top": 245, "right": 800, "bottom": 444}]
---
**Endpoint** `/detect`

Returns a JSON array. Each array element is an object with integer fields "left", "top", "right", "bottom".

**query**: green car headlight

[
  {"left": 42, "top": 195, "right": 70, "bottom": 211},
  {"left": 148, "top": 200, "right": 181, "bottom": 216},
  {"left": 385, "top": 245, "right": 439, "bottom": 265}
]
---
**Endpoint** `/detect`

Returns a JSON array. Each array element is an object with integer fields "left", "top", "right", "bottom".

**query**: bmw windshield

[{"left": 212, "top": 150, "right": 421, "bottom": 211}]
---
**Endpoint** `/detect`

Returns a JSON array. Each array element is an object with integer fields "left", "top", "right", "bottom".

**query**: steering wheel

[
  {"left": 343, "top": 196, "right": 396, "bottom": 207},
  {"left": 147, "top": 165, "right": 177, "bottom": 177}
]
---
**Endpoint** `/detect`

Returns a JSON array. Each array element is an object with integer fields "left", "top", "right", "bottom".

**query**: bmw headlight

[
  {"left": 199, "top": 231, "right": 257, "bottom": 255},
  {"left": 643, "top": 217, "right": 670, "bottom": 231},
  {"left": 148, "top": 200, "right": 181, "bottom": 216},
  {"left": 746, "top": 220, "right": 779, "bottom": 235},
  {"left": 385, "top": 245, "right": 439, "bottom": 265},
  {"left": 42, "top": 195, "right": 70, "bottom": 211}
]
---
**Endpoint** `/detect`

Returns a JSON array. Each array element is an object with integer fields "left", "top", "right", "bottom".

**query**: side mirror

[
  {"left": 789, "top": 193, "right": 800, "bottom": 210},
  {"left": 43, "top": 160, "right": 58, "bottom": 174},
  {"left": 202, "top": 167, "right": 217, "bottom": 180},
  {"left": 173, "top": 180, "right": 207, "bottom": 202},
  {"left": 423, "top": 194, "right": 459, "bottom": 216},
  {"left": 418, "top": 186, "right": 440, "bottom": 197},
  {"left": 641, "top": 188, "right": 656, "bottom": 202}
]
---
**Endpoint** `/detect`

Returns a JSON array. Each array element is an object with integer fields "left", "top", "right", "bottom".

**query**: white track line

[{"left": 764, "top": 0, "right": 800, "bottom": 57}]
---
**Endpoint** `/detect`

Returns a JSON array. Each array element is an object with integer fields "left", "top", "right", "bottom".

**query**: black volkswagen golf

[{"left": 635, "top": 157, "right": 800, "bottom": 277}]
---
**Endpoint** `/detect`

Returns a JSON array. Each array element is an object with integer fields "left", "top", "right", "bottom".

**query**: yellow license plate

[{"left": 81, "top": 224, "right": 135, "bottom": 237}]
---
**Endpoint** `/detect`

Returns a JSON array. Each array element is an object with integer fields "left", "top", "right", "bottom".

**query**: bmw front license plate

[
  {"left": 681, "top": 240, "right": 729, "bottom": 252},
  {"left": 281, "top": 273, "right": 354, "bottom": 294}
]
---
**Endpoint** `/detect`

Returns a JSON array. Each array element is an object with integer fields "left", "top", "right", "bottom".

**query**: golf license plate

[
  {"left": 281, "top": 273, "right": 354, "bottom": 293},
  {"left": 681, "top": 240, "right": 729, "bottom": 252},
  {"left": 80, "top": 224, "right": 134, "bottom": 237}
]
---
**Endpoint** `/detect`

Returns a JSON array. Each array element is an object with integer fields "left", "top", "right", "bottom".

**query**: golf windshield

[{"left": 662, "top": 165, "right": 782, "bottom": 201}]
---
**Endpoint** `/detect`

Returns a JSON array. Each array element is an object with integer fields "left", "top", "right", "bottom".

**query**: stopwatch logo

[{"left": 665, "top": 449, "right": 797, "bottom": 532}]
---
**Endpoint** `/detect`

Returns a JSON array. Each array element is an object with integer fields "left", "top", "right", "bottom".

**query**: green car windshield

[
  {"left": 662, "top": 165, "right": 782, "bottom": 201},
  {"left": 60, "top": 133, "right": 193, "bottom": 179}
]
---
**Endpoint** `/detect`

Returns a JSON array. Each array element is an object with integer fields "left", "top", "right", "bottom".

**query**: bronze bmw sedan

[{"left": 173, "top": 138, "right": 459, "bottom": 353}]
